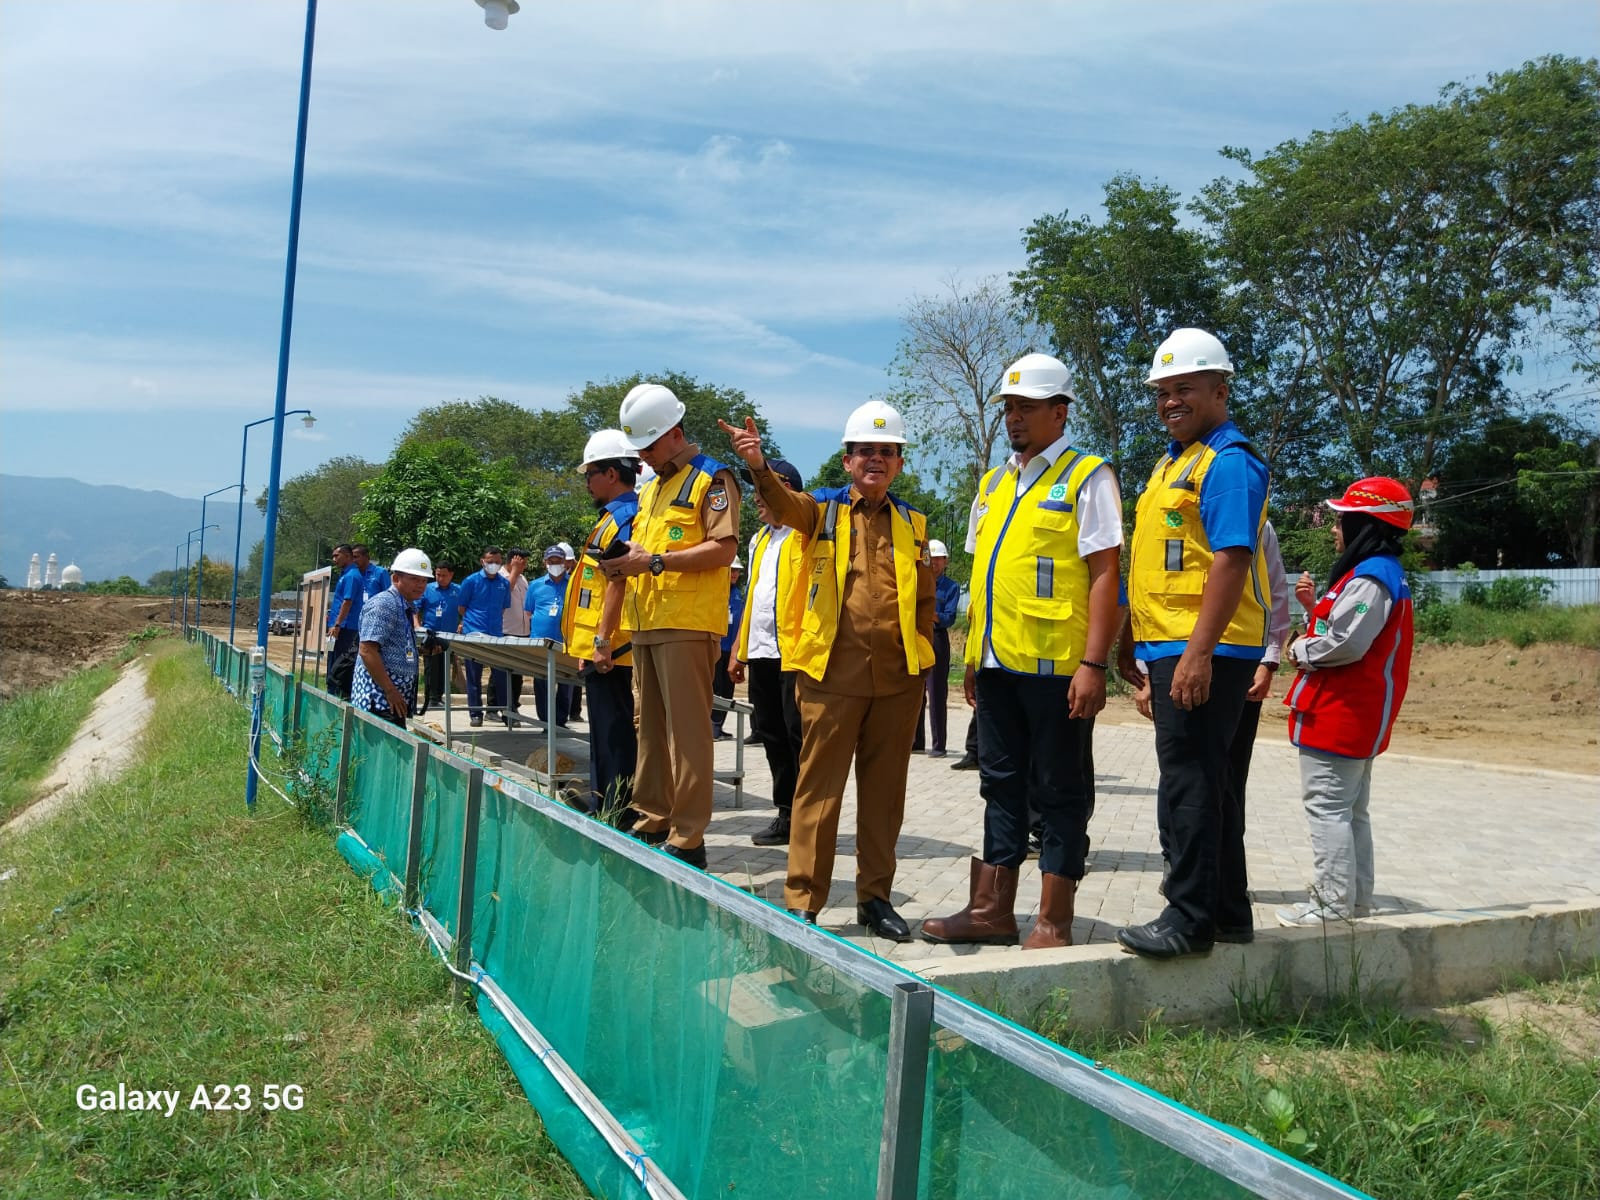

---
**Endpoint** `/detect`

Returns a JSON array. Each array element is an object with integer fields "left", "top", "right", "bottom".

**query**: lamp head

[
  {"left": 476, "top": 0, "right": 519, "bottom": 30},
  {"left": 301, "top": 413, "right": 316, "bottom": 430}
]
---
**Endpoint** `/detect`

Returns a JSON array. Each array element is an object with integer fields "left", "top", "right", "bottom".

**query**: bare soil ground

[{"left": 0, "top": 593, "right": 255, "bottom": 702}]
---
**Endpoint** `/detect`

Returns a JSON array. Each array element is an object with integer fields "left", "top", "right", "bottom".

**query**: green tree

[
  {"left": 257, "top": 455, "right": 381, "bottom": 590},
  {"left": 354, "top": 440, "right": 537, "bottom": 574},
  {"left": 399, "top": 395, "right": 587, "bottom": 476},
  {"left": 1195, "top": 56, "right": 1600, "bottom": 486},
  {"left": 84, "top": 575, "right": 146, "bottom": 596},
  {"left": 1517, "top": 433, "right": 1600, "bottom": 566},
  {"left": 1015, "top": 173, "right": 1223, "bottom": 478}
]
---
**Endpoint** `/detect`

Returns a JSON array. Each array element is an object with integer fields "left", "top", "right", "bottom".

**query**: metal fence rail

[{"left": 198, "top": 630, "right": 1368, "bottom": 1200}]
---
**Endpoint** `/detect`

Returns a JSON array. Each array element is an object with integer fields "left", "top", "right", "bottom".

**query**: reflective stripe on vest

[
  {"left": 967, "top": 450, "right": 1104, "bottom": 675},
  {"left": 786, "top": 489, "right": 932, "bottom": 683},
  {"left": 625, "top": 455, "right": 731, "bottom": 636},
  {"left": 1128, "top": 440, "right": 1270, "bottom": 650}
]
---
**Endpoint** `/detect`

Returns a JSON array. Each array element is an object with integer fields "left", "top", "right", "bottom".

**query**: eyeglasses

[
  {"left": 584, "top": 466, "right": 609, "bottom": 479},
  {"left": 849, "top": 444, "right": 901, "bottom": 460}
]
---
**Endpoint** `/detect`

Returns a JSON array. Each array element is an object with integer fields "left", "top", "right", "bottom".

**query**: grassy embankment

[
  {"left": 1028, "top": 961, "right": 1600, "bottom": 1200},
  {"left": 0, "top": 641, "right": 586, "bottom": 1199},
  {"left": 0, "top": 661, "right": 121, "bottom": 826},
  {"left": 1415, "top": 600, "right": 1600, "bottom": 648}
]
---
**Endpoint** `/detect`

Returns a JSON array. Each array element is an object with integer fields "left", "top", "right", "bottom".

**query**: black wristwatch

[{"left": 649, "top": 553, "right": 666, "bottom": 577}]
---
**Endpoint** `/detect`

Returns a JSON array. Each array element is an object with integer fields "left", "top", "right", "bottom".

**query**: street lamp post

[
  {"left": 183, "top": 525, "right": 219, "bottom": 637},
  {"left": 246, "top": 0, "right": 506, "bottom": 811},
  {"left": 172, "top": 542, "right": 185, "bottom": 627},
  {"left": 198, "top": 486, "right": 239, "bottom": 636},
  {"left": 231, "top": 410, "right": 315, "bottom": 646}
]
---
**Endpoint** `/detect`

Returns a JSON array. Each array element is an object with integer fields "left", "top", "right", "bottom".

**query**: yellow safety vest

[
  {"left": 967, "top": 449, "right": 1106, "bottom": 674},
  {"left": 625, "top": 454, "right": 732, "bottom": 637},
  {"left": 563, "top": 499, "right": 637, "bottom": 665},
  {"left": 1128, "top": 437, "right": 1270, "bottom": 650},
  {"left": 787, "top": 487, "right": 934, "bottom": 683},
  {"left": 734, "top": 524, "right": 807, "bottom": 663}
]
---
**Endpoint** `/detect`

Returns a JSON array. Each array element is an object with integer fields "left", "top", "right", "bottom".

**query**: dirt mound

[{"left": 0, "top": 593, "right": 255, "bottom": 702}]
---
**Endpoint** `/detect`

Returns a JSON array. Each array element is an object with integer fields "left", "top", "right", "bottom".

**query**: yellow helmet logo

[
  {"left": 1007, "top": 370, "right": 1020, "bottom": 384},
  {"left": 1160, "top": 353, "right": 1174, "bottom": 365},
  {"left": 873, "top": 417, "right": 886, "bottom": 429},
  {"left": 622, "top": 424, "right": 632, "bottom": 434}
]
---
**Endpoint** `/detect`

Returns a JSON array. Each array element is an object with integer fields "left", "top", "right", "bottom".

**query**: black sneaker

[
  {"left": 751, "top": 817, "right": 790, "bottom": 847},
  {"left": 469, "top": 715, "right": 483, "bottom": 728},
  {"left": 949, "top": 754, "right": 979, "bottom": 771}
]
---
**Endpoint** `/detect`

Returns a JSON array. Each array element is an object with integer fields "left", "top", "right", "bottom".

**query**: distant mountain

[{"left": 0, "top": 475, "right": 267, "bottom": 586}]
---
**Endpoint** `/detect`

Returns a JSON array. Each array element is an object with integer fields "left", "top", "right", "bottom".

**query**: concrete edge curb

[{"left": 901, "top": 900, "right": 1600, "bottom": 1034}]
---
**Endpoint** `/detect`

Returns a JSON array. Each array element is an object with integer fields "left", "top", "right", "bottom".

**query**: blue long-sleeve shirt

[{"left": 933, "top": 573, "right": 961, "bottom": 631}]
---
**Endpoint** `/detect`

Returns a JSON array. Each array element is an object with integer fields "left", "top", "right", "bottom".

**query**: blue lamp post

[
  {"left": 183, "top": 524, "right": 219, "bottom": 637},
  {"left": 230, "top": 410, "right": 314, "bottom": 646},
  {"left": 246, "top": 0, "right": 510, "bottom": 811},
  {"left": 198, "top": 486, "right": 239, "bottom": 634},
  {"left": 172, "top": 542, "right": 186, "bottom": 627}
]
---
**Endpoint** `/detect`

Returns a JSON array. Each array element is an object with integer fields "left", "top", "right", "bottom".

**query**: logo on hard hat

[
  {"left": 873, "top": 417, "right": 886, "bottom": 429},
  {"left": 622, "top": 424, "right": 632, "bottom": 434},
  {"left": 1195, "top": 358, "right": 1208, "bottom": 366},
  {"left": 1160, "top": 353, "right": 1174, "bottom": 365},
  {"left": 1008, "top": 370, "right": 1021, "bottom": 384}
]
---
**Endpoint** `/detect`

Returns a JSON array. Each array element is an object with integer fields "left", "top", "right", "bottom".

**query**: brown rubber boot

[
  {"left": 1022, "top": 872, "right": 1077, "bottom": 950},
  {"left": 921, "top": 857, "right": 1020, "bottom": 944}
]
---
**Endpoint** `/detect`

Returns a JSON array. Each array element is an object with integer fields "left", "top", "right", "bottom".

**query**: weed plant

[
  {"left": 0, "top": 642, "right": 585, "bottom": 1199},
  {"left": 1034, "top": 962, "right": 1600, "bottom": 1200},
  {"left": 1414, "top": 600, "right": 1600, "bottom": 648}
]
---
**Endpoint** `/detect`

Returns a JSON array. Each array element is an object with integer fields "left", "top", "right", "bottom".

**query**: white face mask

[
  {"left": 547, "top": 563, "right": 567, "bottom": 579},
  {"left": 483, "top": 562, "right": 501, "bottom": 577}
]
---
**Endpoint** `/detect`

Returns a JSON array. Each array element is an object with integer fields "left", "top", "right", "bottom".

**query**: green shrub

[{"left": 1481, "top": 575, "right": 1554, "bottom": 611}]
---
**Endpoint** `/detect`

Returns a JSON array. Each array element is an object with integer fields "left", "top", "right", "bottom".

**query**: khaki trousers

[
  {"left": 786, "top": 677, "right": 924, "bottom": 912},
  {"left": 632, "top": 634, "right": 719, "bottom": 849}
]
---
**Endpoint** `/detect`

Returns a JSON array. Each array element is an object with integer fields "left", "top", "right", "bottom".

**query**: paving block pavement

[{"left": 702, "top": 705, "right": 1600, "bottom": 966}]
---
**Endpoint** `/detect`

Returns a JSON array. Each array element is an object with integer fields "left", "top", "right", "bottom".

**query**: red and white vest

[{"left": 1284, "top": 556, "right": 1414, "bottom": 759}]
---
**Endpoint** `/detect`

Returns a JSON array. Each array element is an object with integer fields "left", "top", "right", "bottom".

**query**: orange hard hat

[{"left": 1326, "top": 477, "right": 1414, "bottom": 531}]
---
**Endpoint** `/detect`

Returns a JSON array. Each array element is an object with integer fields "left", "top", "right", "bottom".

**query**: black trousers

[
  {"left": 533, "top": 675, "right": 576, "bottom": 726},
  {"left": 422, "top": 650, "right": 446, "bottom": 704},
  {"left": 1148, "top": 655, "right": 1255, "bottom": 939},
  {"left": 914, "top": 626, "right": 952, "bottom": 752},
  {"left": 746, "top": 658, "right": 802, "bottom": 815},
  {"left": 463, "top": 658, "right": 507, "bottom": 717},
  {"left": 975, "top": 670, "right": 1095, "bottom": 878},
  {"left": 584, "top": 665, "right": 636, "bottom": 815},
  {"left": 712, "top": 648, "right": 735, "bottom": 732},
  {"left": 326, "top": 627, "right": 359, "bottom": 700}
]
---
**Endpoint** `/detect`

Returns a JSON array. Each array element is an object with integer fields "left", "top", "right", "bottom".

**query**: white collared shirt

[{"left": 744, "top": 524, "right": 793, "bottom": 661}]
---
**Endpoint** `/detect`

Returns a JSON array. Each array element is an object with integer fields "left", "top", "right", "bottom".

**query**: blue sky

[{"left": 2, "top": 1, "right": 1596, "bottom": 501}]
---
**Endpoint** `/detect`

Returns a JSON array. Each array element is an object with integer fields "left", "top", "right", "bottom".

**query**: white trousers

[{"left": 1298, "top": 747, "right": 1376, "bottom": 916}]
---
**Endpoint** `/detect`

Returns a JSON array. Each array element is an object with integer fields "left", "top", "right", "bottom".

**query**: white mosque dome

[{"left": 61, "top": 563, "right": 84, "bottom": 585}]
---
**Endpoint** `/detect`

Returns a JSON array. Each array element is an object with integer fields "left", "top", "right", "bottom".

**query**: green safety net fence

[{"left": 196, "top": 631, "right": 1364, "bottom": 1200}]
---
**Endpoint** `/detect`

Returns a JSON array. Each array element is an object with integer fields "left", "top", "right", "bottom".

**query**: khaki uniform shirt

[{"left": 633, "top": 441, "right": 742, "bottom": 645}]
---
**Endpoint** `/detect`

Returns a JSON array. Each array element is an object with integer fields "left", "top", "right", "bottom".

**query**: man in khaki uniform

[
  {"left": 720, "top": 403, "right": 934, "bottom": 941},
  {"left": 601, "top": 384, "right": 740, "bottom": 869}
]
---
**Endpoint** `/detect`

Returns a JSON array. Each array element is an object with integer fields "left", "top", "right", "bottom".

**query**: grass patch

[
  {"left": 1032, "top": 967, "right": 1600, "bottom": 1200},
  {"left": 0, "top": 641, "right": 586, "bottom": 1199},
  {"left": 1415, "top": 601, "right": 1600, "bottom": 648},
  {"left": 0, "top": 662, "right": 121, "bottom": 826}
]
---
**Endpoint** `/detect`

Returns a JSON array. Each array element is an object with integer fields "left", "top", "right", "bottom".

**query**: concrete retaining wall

[{"left": 904, "top": 901, "right": 1600, "bottom": 1033}]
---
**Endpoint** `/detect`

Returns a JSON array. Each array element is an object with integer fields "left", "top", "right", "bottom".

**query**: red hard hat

[{"left": 1326, "top": 477, "right": 1414, "bottom": 531}]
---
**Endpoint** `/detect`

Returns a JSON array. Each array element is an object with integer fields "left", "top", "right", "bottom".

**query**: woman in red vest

[{"left": 1276, "top": 477, "right": 1415, "bottom": 928}]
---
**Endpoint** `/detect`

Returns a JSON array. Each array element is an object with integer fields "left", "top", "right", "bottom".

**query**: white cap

[
  {"left": 731, "top": 558, "right": 744, "bottom": 570},
  {"left": 1145, "top": 328, "right": 1235, "bottom": 385},
  {"left": 841, "top": 399, "right": 908, "bottom": 446},
  {"left": 619, "top": 383, "right": 687, "bottom": 450},
  {"left": 928, "top": 539, "right": 949, "bottom": 558},
  {"left": 558, "top": 541, "right": 576, "bottom": 561},
  {"left": 577, "top": 428, "right": 640, "bottom": 473},
  {"left": 991, "top": 353, "right": 1073, "bottom": 404}
]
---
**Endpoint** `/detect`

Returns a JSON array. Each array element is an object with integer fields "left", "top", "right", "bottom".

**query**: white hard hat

[
  {"left": 841, "top": 399, "right": 908, "bottom": 446},
  {"left": 557, "top": 541, "right": 576, "bottom": 561},
  {"left": 731, "top": 558, "right": 744, "bottom": 570},
  {"left": 389, "top": 547, "right": 433, "bottom": 578},
  {"left": 1145, "top": 328, "right": 1234, "bottom": 385},
  {"left": 577, "top": 428, "right": 639, "bottom": 473},
  {"left": 928, "top": 539, "right": 949, "bottom": 558},
  {"left": 991, "top": 353, "right": 1074, "bottom": 404},
  {"left": 619, "top": 383, "right": 687, "bottom": 450}
]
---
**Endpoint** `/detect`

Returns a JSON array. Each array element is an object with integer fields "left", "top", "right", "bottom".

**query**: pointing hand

[{"left": 717, "top": 416, "right": 766, "bottom": 470}]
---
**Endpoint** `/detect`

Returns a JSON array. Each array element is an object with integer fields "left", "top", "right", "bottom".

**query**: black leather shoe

[
  {"left": 856, "top": 899, "right": 912, "bottom": 942},
  {"left": 1215, "top": 925, "right": 1255, "bottom": 944},
  {"left": 1116, "top": 920, "right": 1213, "bottom": 959},
  {"left": 926, "top": 749, "right": 946, "bottom": 759},
  {"left": 949, "top": 754, "right": 979, "bottom": 771},
  {"left": 786, "top": 908, "right": 818, "bottom": 925},
  {"left": 751, "top": 817, "right": 790, "bottom": 847},
  {"left": 468, "top": 715, "right": 483, "bottom": 728},
  {"left": 664, "top": 842, "right": 708, "bottom": 870}
]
